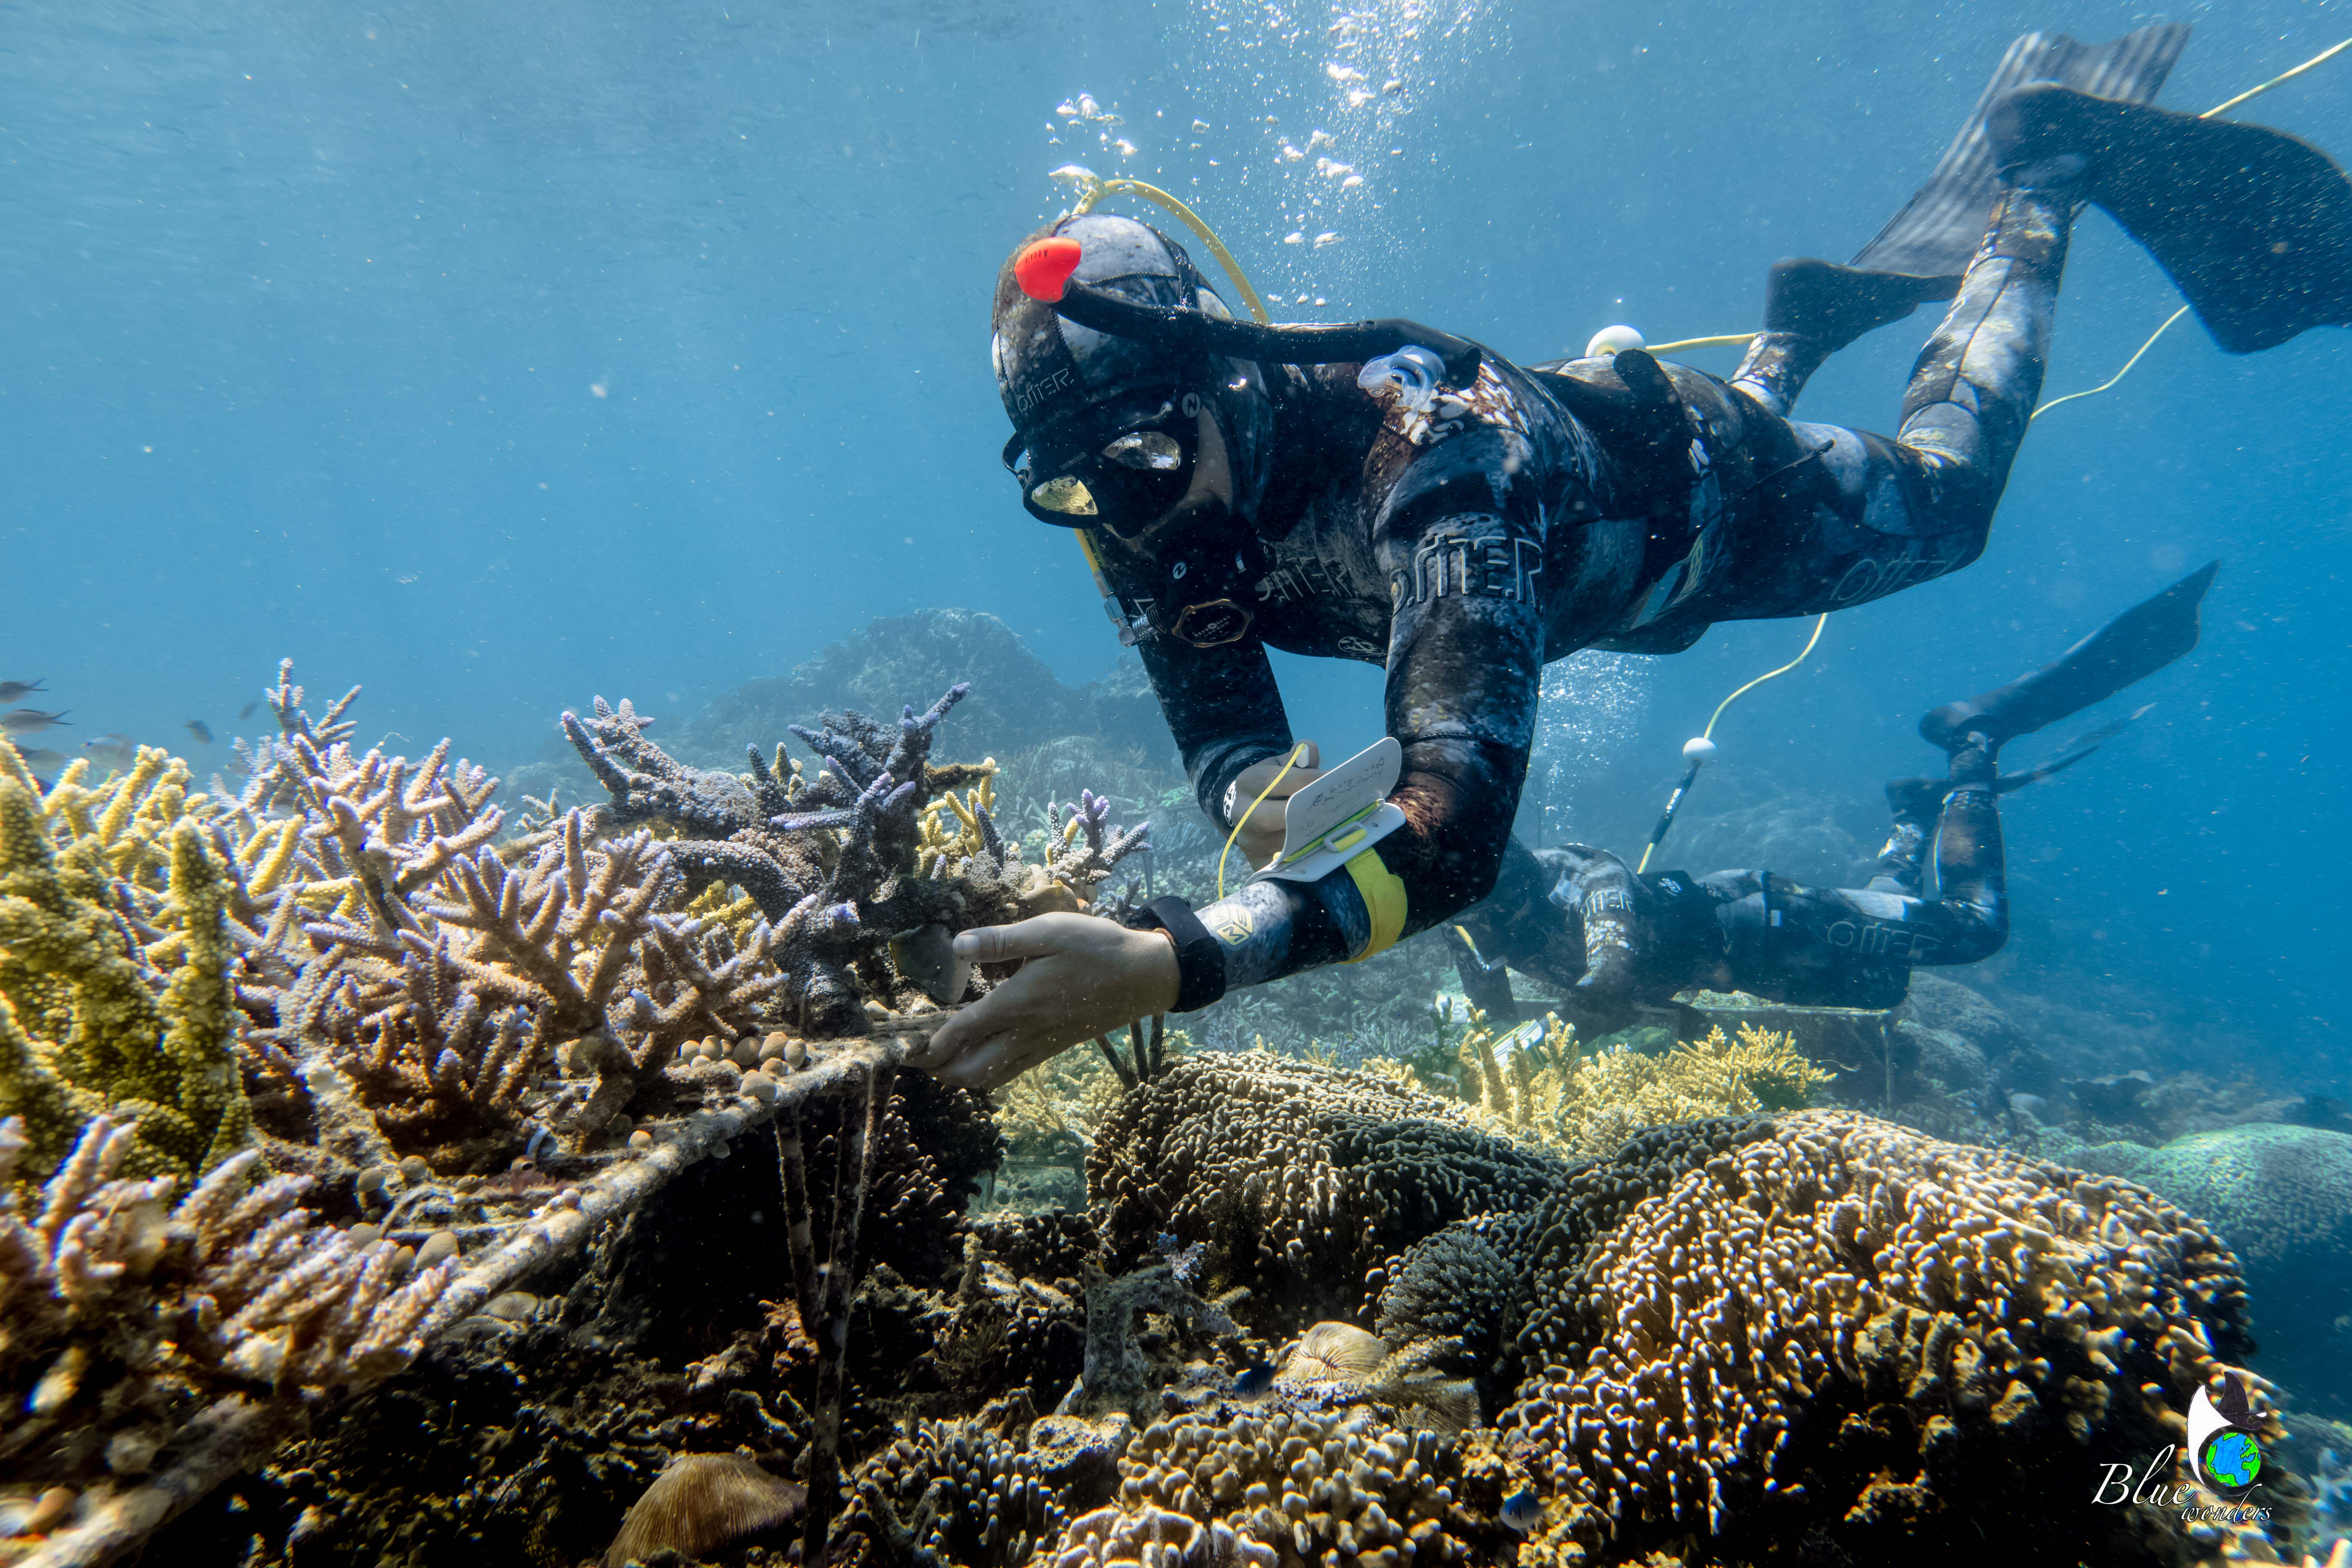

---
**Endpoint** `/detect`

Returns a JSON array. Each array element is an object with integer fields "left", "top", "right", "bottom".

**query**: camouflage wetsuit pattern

[{"left": 1084, "top": 185, "right": 2073, "bottom": 995}]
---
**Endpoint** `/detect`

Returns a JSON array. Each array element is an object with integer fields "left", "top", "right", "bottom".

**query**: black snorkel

[{"left": 1011, "top": 236, "right": 1486, "bottom": 386}]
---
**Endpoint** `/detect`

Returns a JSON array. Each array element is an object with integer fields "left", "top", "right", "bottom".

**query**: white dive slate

[{"left": 1252, "top": 736, "right": 1409, "bottom": 886}]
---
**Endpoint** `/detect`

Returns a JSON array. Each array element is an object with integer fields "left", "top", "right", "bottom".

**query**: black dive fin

[
  {"left": 1765, "top": 25, "right": 2191, "bottom": 347},
  {"left": 1989, "top": 83, "right": 2352, "bottom": 352},
  {"left": 1761, "top": 260, "right": 1959, "bottom": 352},
  {"left": 1994, "top": 704, "right": 2155, "bottom": 792},
  {"left": 1921, "top": 561, "right": 2217, "bottom": 750}
]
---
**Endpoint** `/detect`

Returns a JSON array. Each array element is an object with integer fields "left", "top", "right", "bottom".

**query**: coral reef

[
  {"left": 1384, "top": 1108, "right": 2266, "bottom": 1565},
  {"left": 2067, "top": 1123, "right": 2352, "bottom": 1418},
  {"left": 1447, "top": 1015, "right": 1831, "bottom": 1159},
  {"left": 0, "top": 748, "right": 253, "bottom": 1183},
  {"left": 0, "top": 1114, "right": 459, "bottom": 1518},
  {"left": 0, "top": 643, "right": 1170, "bottom": 1563},
  {"left": 1044, "top": 1402, "right": 1478, "bottom": 1568},
  {"left": 1093, "top": 1054, "right": 2278, "bottom": 1565},
  {"left": 837, "top": 1399, "right": 1077, "bottom": 1568},
  {"left": 563, "top": 685, "right": 1147, "bottom": 1035},
  {"left": 1086, "top": 1051, "right": 1568, "bottom": 1328},
  {"left": 3, "top": 624, "right": 2331, "bottom": 1568}
]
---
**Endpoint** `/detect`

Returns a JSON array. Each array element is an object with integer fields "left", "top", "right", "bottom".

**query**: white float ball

[
  {"left": 1586, "top": 324, "right": 1646, "bottom": 358},
  {"left": 1681, "top": 736, "right": 1718, "bottom": 762}
]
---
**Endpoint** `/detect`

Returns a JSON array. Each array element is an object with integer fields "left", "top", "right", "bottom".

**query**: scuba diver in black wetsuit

[
  {"left": 915, "top": 25, "right": 2352, "bottom": 1091},
  {"left": 1443, "top": 564, "right": 2218, "bottom": 1029}
]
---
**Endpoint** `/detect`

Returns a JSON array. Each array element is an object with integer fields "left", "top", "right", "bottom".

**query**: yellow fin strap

[{"left": 1341, "top": 847, "right": 1409, "bottom": 963}]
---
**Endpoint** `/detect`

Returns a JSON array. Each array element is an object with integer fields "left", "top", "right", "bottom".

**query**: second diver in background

[{"left": 1451, "top": 564, "right": 2220, "bottom": 1026}]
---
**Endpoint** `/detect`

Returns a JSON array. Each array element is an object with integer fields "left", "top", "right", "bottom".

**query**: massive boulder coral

[
  {"left": 1085, "top": 1052, "right": 1568, "bottom": 1326},
  {"left": 1427, "top": 1111, "right": 2260, "bottom": 1564},
  {"left": 2069, "top": 1122, "right": 2352, "bottom": 1418}
]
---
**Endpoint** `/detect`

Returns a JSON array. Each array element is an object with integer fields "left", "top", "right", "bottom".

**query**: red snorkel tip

[{"left": 1014, "top": 236, "right": 1084, "bottom": 303}]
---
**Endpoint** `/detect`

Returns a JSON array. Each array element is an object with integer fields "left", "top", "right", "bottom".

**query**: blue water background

[{"left": 3, "top": 0, "right": 2346, "bottom": 1087}]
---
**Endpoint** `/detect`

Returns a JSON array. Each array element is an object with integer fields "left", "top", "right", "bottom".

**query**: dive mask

[{"left": 1004, "top": 391, "right": 1204, "bottom": 535}]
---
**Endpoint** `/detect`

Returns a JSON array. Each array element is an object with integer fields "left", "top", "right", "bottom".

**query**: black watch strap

[{"left": 1130, "top": 896, "right": 1228, "bottom": 1013}]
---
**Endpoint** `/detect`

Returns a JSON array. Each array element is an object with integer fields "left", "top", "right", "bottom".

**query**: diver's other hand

[
  {"left": 909, "top": 915, "right": 1181, "bottom": 1092},
  {"left": 1227, "top": 741, "right": 1322, "bottom": 867}
]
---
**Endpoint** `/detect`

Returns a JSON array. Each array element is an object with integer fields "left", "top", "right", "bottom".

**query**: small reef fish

[
  {"left": 238, "top": 701, "right": 259, "bottom": 720},
  {"left": 184, "top": 719, "right": 214, "bottom": 745},
  {"left": 0, "top": 680, "right": 45, "bottom": 702},
  {"left": 1499, "top": 1488, "right": 1541, "bottom": 1534},
  {"left": 1231, "top": 1360, "right": 1277, "bottom": 1399},
  {"left": 1, "top": 708, "right": 71, "bottom": 734},
  {"left": 82, "top": 734, "right": 138, "bottom": 771},
  {"left": 16, "top": 747, "right": 65, "bottom": 770}
]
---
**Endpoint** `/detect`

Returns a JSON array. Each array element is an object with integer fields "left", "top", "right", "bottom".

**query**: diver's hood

[{"left": 992, "top": 213, "right": 1275, "bottom": 525}]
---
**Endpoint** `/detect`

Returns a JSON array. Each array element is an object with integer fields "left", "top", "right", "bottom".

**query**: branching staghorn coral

[
  {"left": 0, "top": 745, "right": 252, "bottom": 1185},
  {"left": 1446, "top": 1016, "right": 1832, "bottom": 1160},
  {"left": 564, "top": 684, "right": 1150, "bottom": 1029},
  {"left": 0, "top": 1113, "right": 458, "bottom": 1490}
]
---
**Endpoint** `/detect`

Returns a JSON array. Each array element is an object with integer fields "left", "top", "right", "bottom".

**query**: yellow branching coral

[
  {"left": 916, "top": 763, "right": 998, "bottom": 875},
  {"left": 0, "top": 749, "right": 254, "bottom": 1183},
  {"left": 1444, "top": 1017, "right": 1831, "bottom": 1160},
  {"left": 993, "top": 1023, "right": 1190, "bottom": 1160}
]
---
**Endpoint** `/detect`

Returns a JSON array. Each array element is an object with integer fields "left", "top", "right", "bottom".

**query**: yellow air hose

[
  {"left": 1215, "top": 742, "right": 1312, "bottom": 900},
  {"left": 1060, "top": 169, "right": 1273, "bottom": 324}
]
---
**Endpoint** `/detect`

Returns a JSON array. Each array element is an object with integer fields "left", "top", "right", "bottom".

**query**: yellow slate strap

[{"left": 1341, "top": 846, "right": 1408, "bottom": 962}]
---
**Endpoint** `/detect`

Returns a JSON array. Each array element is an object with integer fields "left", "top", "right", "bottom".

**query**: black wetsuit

[
  {"left": 1099, "top": 185, "right": 2071, "bottom": 998},
  {"left": 1455, "top": 742, "right": 2008, "bottom": 1016}
]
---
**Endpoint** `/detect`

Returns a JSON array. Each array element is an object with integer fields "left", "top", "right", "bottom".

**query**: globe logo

[{"left": 2200, "top": 1429, "right": 2263, "bottom": 1491}]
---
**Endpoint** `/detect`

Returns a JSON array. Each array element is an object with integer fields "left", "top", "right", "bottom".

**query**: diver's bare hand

[
  {"left": 1226, "top": 741, "right": 1321, "bottom": 867},
  {"left": 908, "top": 914, "right": 1180, "bottom": 1092}
]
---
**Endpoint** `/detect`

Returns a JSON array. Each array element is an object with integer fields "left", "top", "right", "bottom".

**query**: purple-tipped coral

[{"left": 563, "top": 682, "right": 1152, "bottom": 1030}]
